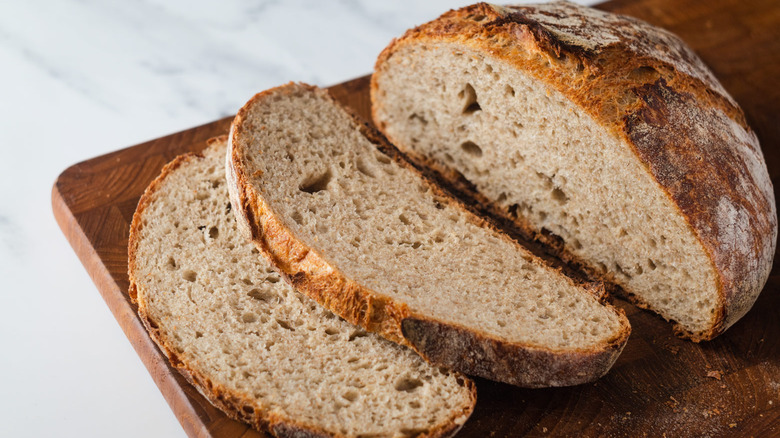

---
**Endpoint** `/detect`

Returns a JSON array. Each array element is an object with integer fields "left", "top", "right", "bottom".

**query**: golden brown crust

[
  {"left": 130, "top": 139, "right": 474, "bottom": 438},
  {"left": 371, "top": 1, "right": 777, "bottom": 340},
  {"left": 228, "top": 82, "right": 631, "bottom": 388}
]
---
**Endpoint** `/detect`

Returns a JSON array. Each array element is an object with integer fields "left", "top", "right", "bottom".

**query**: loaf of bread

[
  {"left": 128, "top": 138, "right": 476, "bottom": 437},
  {"left": 227, "top": 82, "right": 630, "bottom": 387},
  {"left": 371, "top": 1, "right": 777, "bottom": 340}
]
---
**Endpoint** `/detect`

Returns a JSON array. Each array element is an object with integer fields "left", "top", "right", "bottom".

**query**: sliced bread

[
  {"left": 128, "top": 137, "right": 476, "bottom": 438},
  {"left": 227, "top": 83, "right": 630, "bottom": 387},
  {"left": 370, "top": 1, "right": 777, "bottom": 340}
]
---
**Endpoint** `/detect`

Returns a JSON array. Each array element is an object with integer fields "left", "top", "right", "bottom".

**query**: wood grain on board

[{"left": 52, "top": 0, "right": 780, "bottom": 436}]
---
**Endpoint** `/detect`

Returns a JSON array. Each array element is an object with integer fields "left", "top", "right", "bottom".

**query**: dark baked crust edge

[
  {"left": 227, "top": 82, "right": 631, "bottom": 388},
  {"left": 128, "top": 137, "right": 475, "bottom": 438}
]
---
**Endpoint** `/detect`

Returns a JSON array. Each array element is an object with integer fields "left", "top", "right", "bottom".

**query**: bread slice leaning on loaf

[
  {"left": 371, "top": 1, "right": 777, "bottom": 340},
  {"left": 227, "top": 82, "right": 630, "bottom": 387},
  {"left": 128, "top": 137, "right": 476, "bottom": 438}
]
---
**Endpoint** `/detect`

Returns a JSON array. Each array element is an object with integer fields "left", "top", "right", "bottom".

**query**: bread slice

[
  {"left": 128, "top": 138, "right": 476, "bottom": 438},
  {"left": 227, "top": 83, "right": 630, "bottom": 387},
  {"left": 371, "top": 2, "right": 777, "bottom": 340}
]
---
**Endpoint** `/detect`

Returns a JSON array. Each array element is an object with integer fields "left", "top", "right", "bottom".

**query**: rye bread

[
  {"left": 371, "top": 1, "right": 777, "bottom": 340},
  {"left": 227, "top": 82, "right": 630, "bottom": 387},
  {"left": 128, "top": 137, "right": 476, "bottom": 438}
]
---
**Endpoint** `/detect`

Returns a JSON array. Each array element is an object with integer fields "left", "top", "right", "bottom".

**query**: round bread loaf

[{"left": 371, "top": 1, "right": 777, "bottom": 340}]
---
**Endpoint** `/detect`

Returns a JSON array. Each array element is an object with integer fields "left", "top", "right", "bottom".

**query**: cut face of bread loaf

[
  {"left": 227, "top": 83, "right": 630, "bottom": 387},
  {"left": 371, "top": 2, "right": 777, "bottom": 340},
  {"left": 128, "top": 138, "right": 476, "bottom": 438}
]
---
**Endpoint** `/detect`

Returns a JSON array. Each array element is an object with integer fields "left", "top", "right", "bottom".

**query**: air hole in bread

[
  {"left": 166, "top": 257, "right": 177, "bottom": 270},
  {"left": 208, "top": 226, "right": 219, "bottom": 239},
  {"left": 505, "top": 85, "right": 515, "bottom": 97},
  {"left": 356, "top": 157, "right": 376, "bottom": 178},
  {"left": 325, "top": 327, "right": 339, "bottom": 336},
  {"left": 618, "top": 228, "right": 628, "bottom": 238},
  {"left": 194, "top": 331, "right": 203, "bottom": 338},
  {"left": 299, "top": 168, "right": 333, "bottom": 194},
  {"left": 291, "top": 211, "right": 304, "bottom": 225},
  {"left": 342, "top": 390, "right": 358, "bottom": 402},
  {"left": 460, "top": 140, "right": 483, "bottom": 157},
  {"left": 182, "top": 270, "right": 197, "bottom": 282},
  {"left": 248, "top": 288, "right": 277, "bottom": 303},
  {"left": 395, "top": 377, "right": 423, "bottom": 392},
  {"left": 551, "top": 187, "right": 568, "bottom": 205},
  {"left": 511, "top": 122, "right": 525, "bottom": 138},
  {"left": 276, "top": 319, "right": 294, "bottom": 331},
  {"left": 266, "top": 276, "right": 280, "bottom": 284},
  {"left": 408, "top": 113, "right": 428, "bottom": 125},
  {"left": 648, "top": 259, "right": 657, "bottom": 270},
  {"left": 242, "top": 312, "right": 258, "bottom": 323},
  {"left": 399, "top": 213, "right": 411, "bottom": 225},
  {"left": 196, "top": 192, "right": 209, "bottom": 201},
  {"left": 348, "top": 330, "right": 368, "bottom": 341},
  {"left": 537, "top": 172, "right": 553, "bottom": 189},
  {"left": 459, "top": 83, "right": 481, "bottom": 114}
]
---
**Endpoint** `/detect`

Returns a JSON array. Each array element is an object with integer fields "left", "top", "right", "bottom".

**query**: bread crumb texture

[
  {"left": 129, "top": 140, "right": 475, "bottom": 437},
  {"left": 371, "top": 1, "right": 776, "bottom": 339}
]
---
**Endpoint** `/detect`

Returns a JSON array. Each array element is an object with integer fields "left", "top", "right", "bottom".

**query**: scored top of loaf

[{"left": 374, "top": 1, "right": 777, "bottom": 338}]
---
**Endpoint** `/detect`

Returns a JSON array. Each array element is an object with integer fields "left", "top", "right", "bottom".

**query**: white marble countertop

[{"left": 0, "top": 1, "right": 593, "bottom": 436}]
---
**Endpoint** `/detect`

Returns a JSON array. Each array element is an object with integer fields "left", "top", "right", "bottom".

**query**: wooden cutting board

[{"left": 52, "top": 0, "right": 780, "bottom": 436}]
